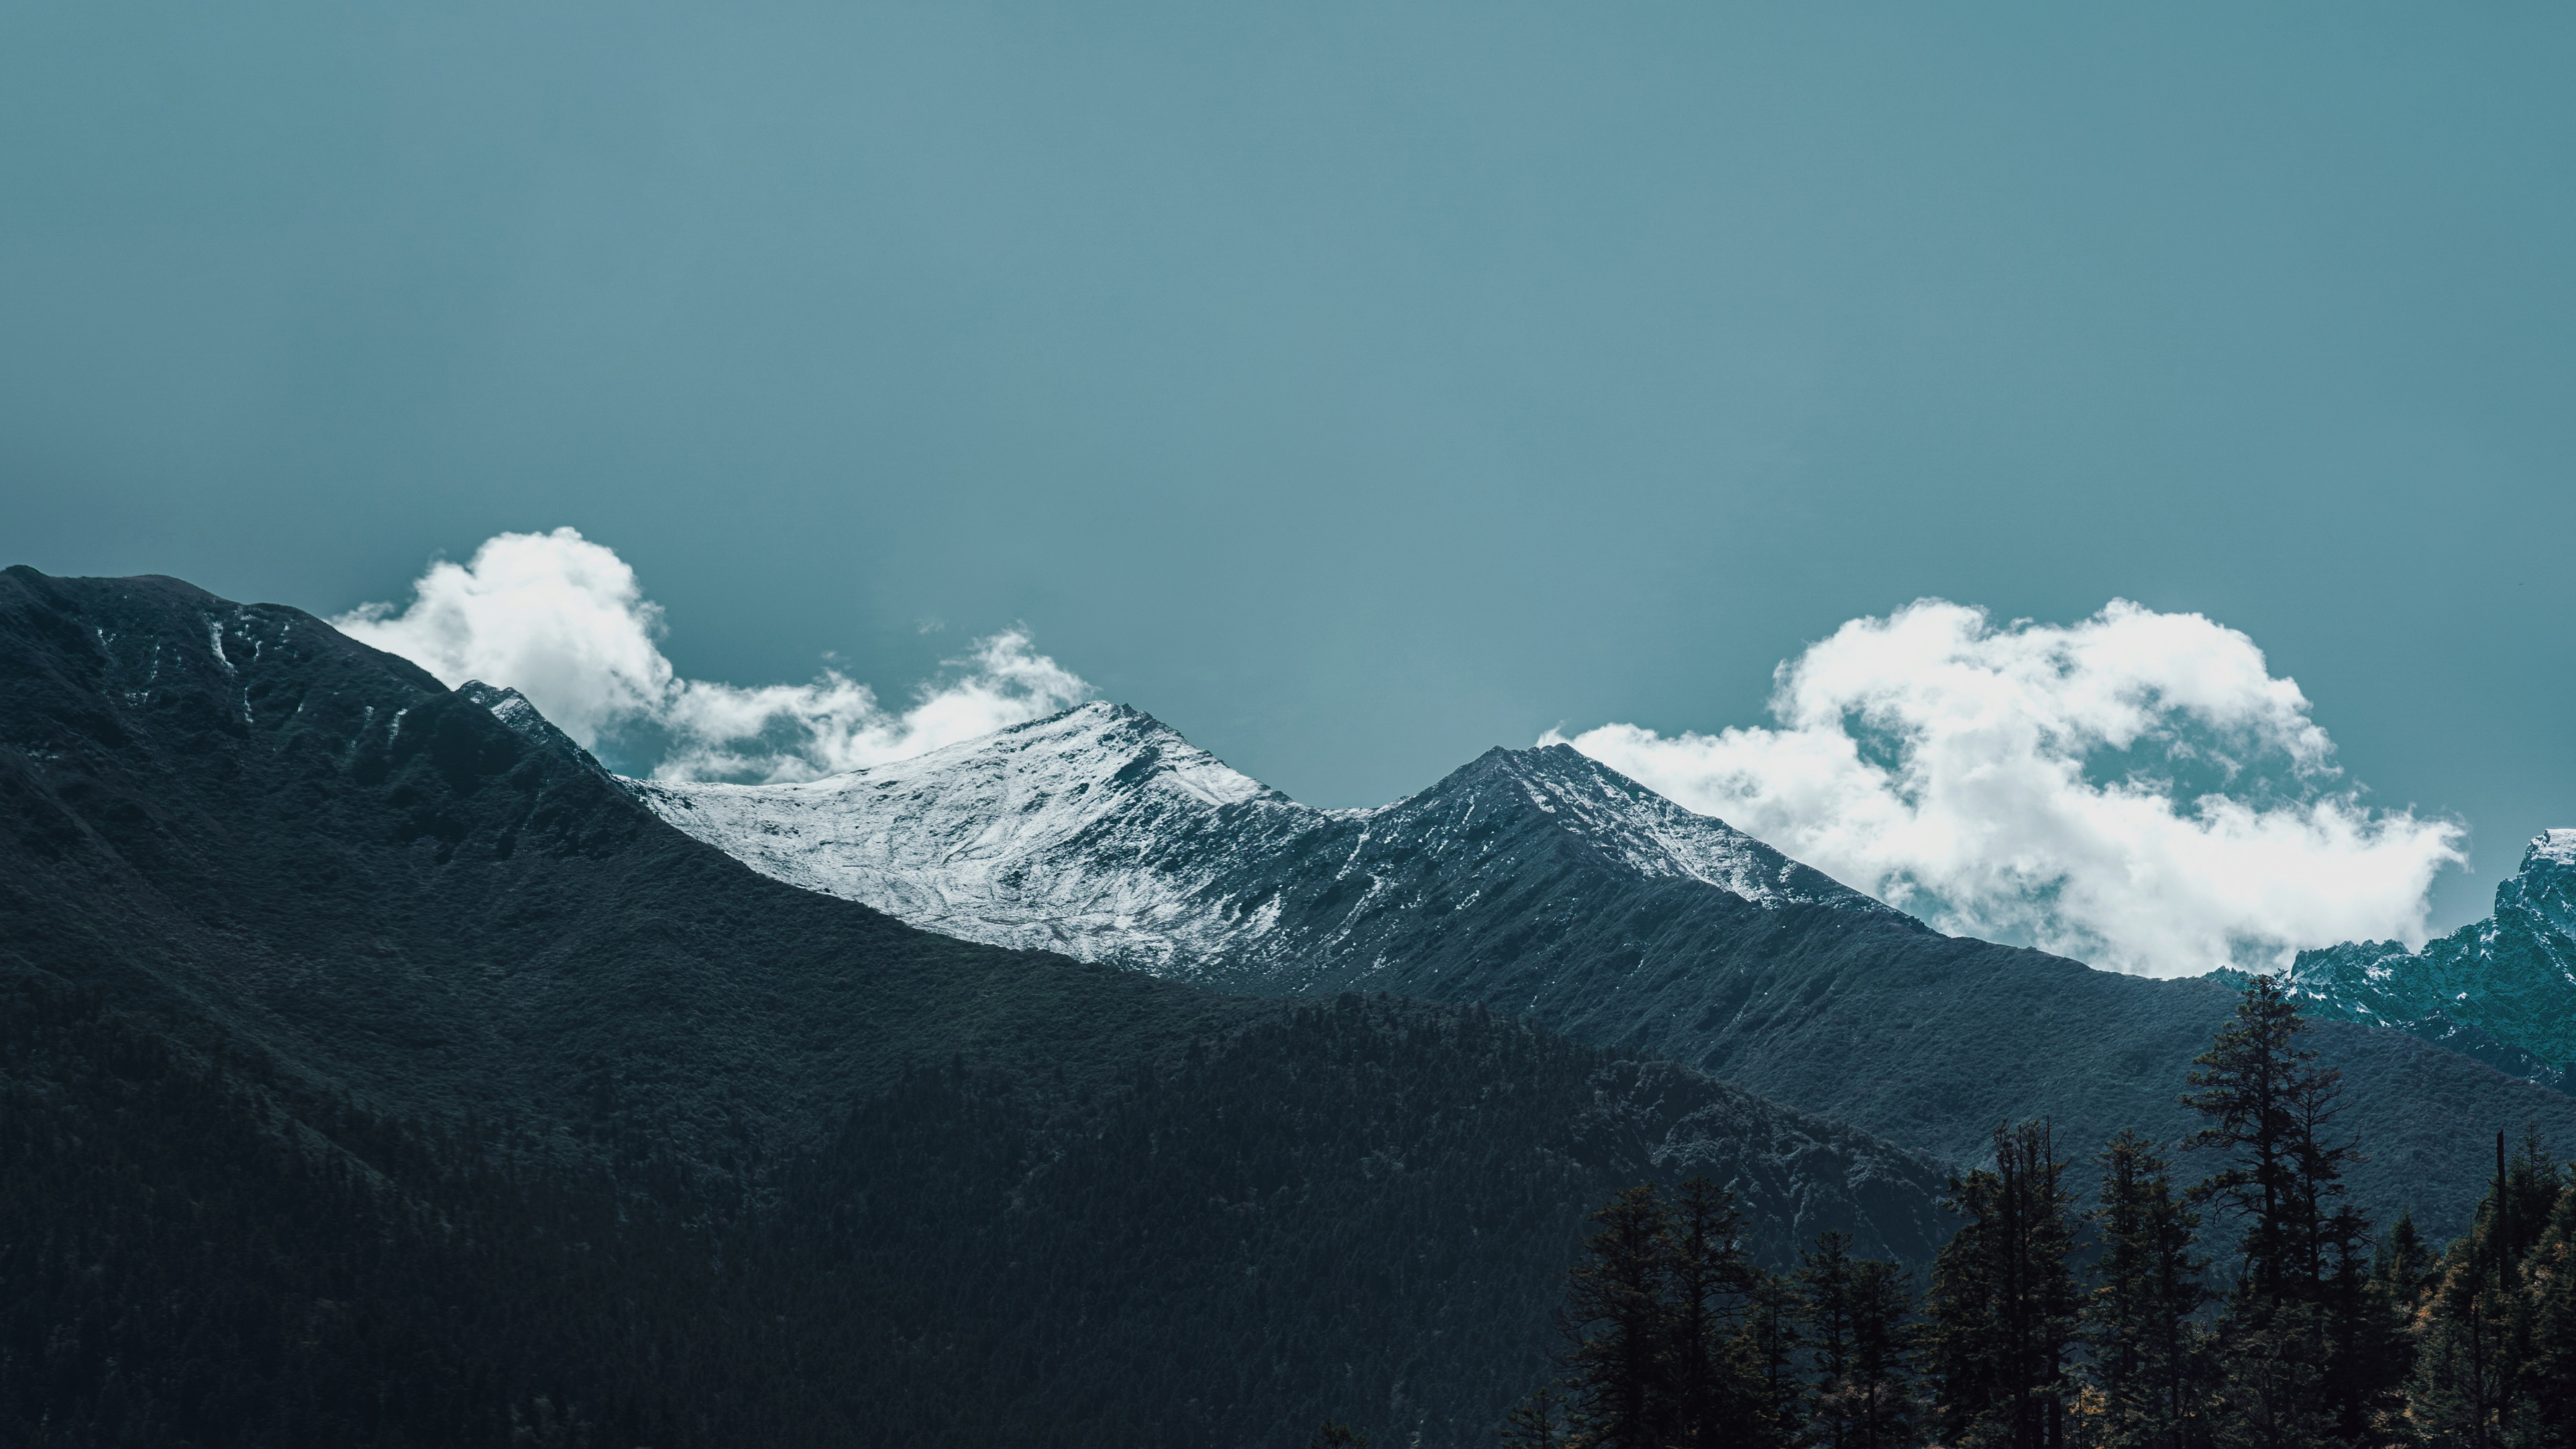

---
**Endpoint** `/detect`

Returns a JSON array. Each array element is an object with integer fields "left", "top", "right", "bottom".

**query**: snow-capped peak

[
  {"left": 624, "top": 702, "right": 1326, "bottom": 969},
  {"left": 1468, "top": 745, "right": 1851, "bottom": 905},
  {"left": 611, "top": 701, "right": 1886, "bottom": 979}
]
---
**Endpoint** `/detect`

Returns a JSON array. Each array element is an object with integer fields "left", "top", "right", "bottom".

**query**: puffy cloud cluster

[
  {"left": 1549, "top": 600, "right": 2464, "bottom": 977},
  {"left": 335, "top": 528, "right": 1090, "bottom": 783}
]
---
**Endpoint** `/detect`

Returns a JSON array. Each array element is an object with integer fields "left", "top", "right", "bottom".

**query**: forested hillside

[
  {"left": 1515, "top": 979, "right": 2576, "bottom": 1449},
  {"left": 0, "top": 566, "right": 1947, "bottom": 1447}
]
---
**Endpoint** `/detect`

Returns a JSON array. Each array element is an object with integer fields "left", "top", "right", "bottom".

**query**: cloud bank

[
  {"left": 335, "top": 528, "right": 1091, "bottom": 783},
  {"left": 341, "top": 543, "right": 2453, "bottom": 975},
  {"left": 1548, "top": 600, "right": 2463, "bottom": 977}
]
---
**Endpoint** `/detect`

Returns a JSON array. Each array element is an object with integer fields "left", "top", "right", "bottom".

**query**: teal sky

[{"left": 4, "top": 3, "right": 2570, "bottom": 932}]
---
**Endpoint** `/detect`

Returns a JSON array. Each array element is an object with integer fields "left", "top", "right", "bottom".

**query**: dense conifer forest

[
  {"left": 0, "top": 977, "right": 1943, "bottom": 1449},
  {"left": 0, "top": 977, "right": 1073, "bottom": 1448},
  {"left": 17, "top": 967, "right": 2572, "bottom": 1448},
  {"left": 1507, "top": 977, "right": 2576, "bottom": 1449}
]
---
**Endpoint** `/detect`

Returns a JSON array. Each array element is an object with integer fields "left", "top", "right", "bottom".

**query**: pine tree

[
  {"left": 1804, "top": 1231, "right": 1867, "bottom": 1449},
  {"left": 1745, "top": 1265, "right": 1809, "bottom": 1444},
  {"left": 1841, "top": 1249, "right": 1920, "bottom": 1448},
  {"left": 2182, "top": 977, "right": 2359, "bottom": 1309},
  {"left": 1794, "top": 1232, "right": 1918, "bottom": 1448},
  {"left": 2180, "top": 975, "right": 2374, "bottom": 1446},
  {"left": 2522, "top": 1178, "right": 2576, "bottom": 1449},
  {"left": 1925, "top": 1119, "right": 2082, "bottom": 1449},
  {"left": 1501, "top": 1382, "right": 1572, "bottom": 1449},
  {"left": 2403, "top": 1132, "right": 2567, "bottom": 1449},
  {"left": 1563, "top": 1184, "right": 1678, "bottom": 1449},
  {"left": 1665, "top": 1177, "right": 1766, "bottom": 1449},
  {"left": 2371, "top": 1211, "right": 2433, "bottom": 1320},
  {"left": 2078, "top": 1129, "right": 2209, "bottom": 1449},
  {"left": 1522, "top": 1181, "right": 1790, "bottom": 1449}
]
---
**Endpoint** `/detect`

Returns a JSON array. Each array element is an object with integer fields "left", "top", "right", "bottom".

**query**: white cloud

[
  {"left": 335, "top": 527, "right": 1091, "bottom": 783},
  {"left": 1546, "top": 599, "right": 2464, "bottom": 977}
]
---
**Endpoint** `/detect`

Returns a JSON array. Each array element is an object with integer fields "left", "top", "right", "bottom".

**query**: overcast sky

[{"left": 5, "top": 3, "right": 2569, "bottom": 939}]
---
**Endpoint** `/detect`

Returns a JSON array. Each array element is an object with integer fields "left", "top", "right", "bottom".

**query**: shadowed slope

[
  {"left": 0, "top": 566, "right": 1950, "bottom": 1448},
  {"left": 643, "top": 701, "right": 2576, "bottom": 1242}
]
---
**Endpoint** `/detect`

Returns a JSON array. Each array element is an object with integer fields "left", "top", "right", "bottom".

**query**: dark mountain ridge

[
  {"left": 641, "top": 701, "right": 2576, "bottom": 1244},
  {"left": 0, "top": 566, "right": 1949, "bottom": 1448}
]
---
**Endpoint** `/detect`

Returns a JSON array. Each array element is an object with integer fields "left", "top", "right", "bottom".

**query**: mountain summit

[
  {"left": 633, "top": 701, "right": 2576, "bottom": 1237},
  {"left": 631, "top": 700, "right": 1882, "bottom": 979}
]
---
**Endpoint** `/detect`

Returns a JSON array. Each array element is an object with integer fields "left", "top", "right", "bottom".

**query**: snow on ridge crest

[
  {"left": 625, "top": 701, "right": 1327, "bottom": 969},
  {"left": 2530, "top": 830, "right": 2576, "bottom": 869},
  {"left": 614, "top": 698, "right": 1862, "bottom": 975},
  {"left": 1483, "top": 745, "right": 1813, "bottom": 903}
]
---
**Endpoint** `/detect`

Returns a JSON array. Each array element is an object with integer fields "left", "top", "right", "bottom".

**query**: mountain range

[
  {"left": 636, "top": 700, "right": 2576, "bottom": 1239},
  {"left": 9, "top": 565, "right": 2569, "bottom": 1446},
  {"left": 0, "top": 568, "right": 1948, "bottom": 1448}
]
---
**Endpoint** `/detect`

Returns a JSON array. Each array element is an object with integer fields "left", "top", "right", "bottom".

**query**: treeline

[{"left": 1505, "top": 978, "right": 2576, "bottom": 1448}]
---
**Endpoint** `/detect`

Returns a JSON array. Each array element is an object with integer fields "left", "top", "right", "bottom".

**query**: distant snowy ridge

[
  {"left": 2218, "top": 828, "right": 2576, "bottom": 1087},
  {"left": 626, "top": 704, "right": 1313, "bottom": 971},
  {"left": 460, "top": 686, "right": 2576, "bottom": 1208},
  {"left": 621, "top": 701, "right": 1880, "bottom": 979}
]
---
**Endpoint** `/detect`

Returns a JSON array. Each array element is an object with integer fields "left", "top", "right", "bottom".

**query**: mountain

[
  {"left": 629, "top": 702, "right": 1880, "bottom": 979},
  {"left": 2220, "top": 830, "right": 2576, "bottom": 1087},
  {"left": 639, "top": 701, "right": 2576, "bottom": 1242},
  {"left": 0, "top": 568, "right": 1949, "bottom": 1448}
]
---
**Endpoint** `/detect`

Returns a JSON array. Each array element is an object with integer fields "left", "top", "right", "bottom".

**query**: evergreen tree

[
  {"left": 2402, "top": 1133, "right": 2565, "bottom": 1449},
  {"left": 2371, "top": 1211, "right": 2434, "bottom": 1320},
  {"left": 2078, "top": 1130, "right": 2209, "bottom": 1449},
  {"left": 1502, "top": 1382, "right": 1574, "bottom": 1449},
  {"left": 1519, "top": 1181, "right": 1803, "bottom": 1449},
  {"left": 1746, "top": 1264, "right": 1809, "bottom": 1444},
  {"left": 1797, "top": 1232, "right": 1919, "bottom": 1449},
  {"left": 2522, "top": 1179, "right": 2576, "bottom": 1449},
  {"left": 2182, "top": 977, "right": 2359, "bottom": 1309},
  {"left": 2345, "top": 1213, "right": 2432, "bottom": 1441},
  {"left": 1804, "top": 1231, "right": 1868, "bottom": 1448},
  {"left": 2180, "top": 975, "right": 2375, "bottom": 1446},
  {"left": 1563, "top": 1185, "right": 1678, "bottom": 1449},
  {"left": 1845, "top": 1256, "right": 1921, "bottom": 1449},
  {"left": 1925, "top": 1120, "right": 2082, "bottom": 1449},
  {"left": 1666, "top": 1177, "right": 1765, "bottom": 1449}
]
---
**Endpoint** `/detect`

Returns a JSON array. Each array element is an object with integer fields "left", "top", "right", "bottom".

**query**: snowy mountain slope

[
  {"left": 2222, "top": 830, "right": 2576, "bottom": 1081},
  {"left": 627, "top": 701, "right": 1880, "bottom": 980},
  {"left": 619, "top": 702, "right": 2576, "bottom": 1242}
]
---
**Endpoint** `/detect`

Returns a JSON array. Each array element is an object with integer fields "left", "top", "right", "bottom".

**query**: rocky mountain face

[
  {"left": 627, "top": 701, "right": 1880, "bottom": 980},
  {"left": 0, "top": 568, "right": 1950, "bottom": 1448},
  {"left": 641, "top": 702, "right": 2576, "bottom": 1242},
  {"left": 2223, "top": 830, "right": 2576, "bottom": 1086}
]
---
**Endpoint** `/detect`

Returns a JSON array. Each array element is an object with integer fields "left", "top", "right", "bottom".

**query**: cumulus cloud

[
  {"left": 335, "top": 528, "right": 1091, "bottom": 783},
  {"left": 1546, "top": 599, "right": 2464, "bottom": 977}
]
